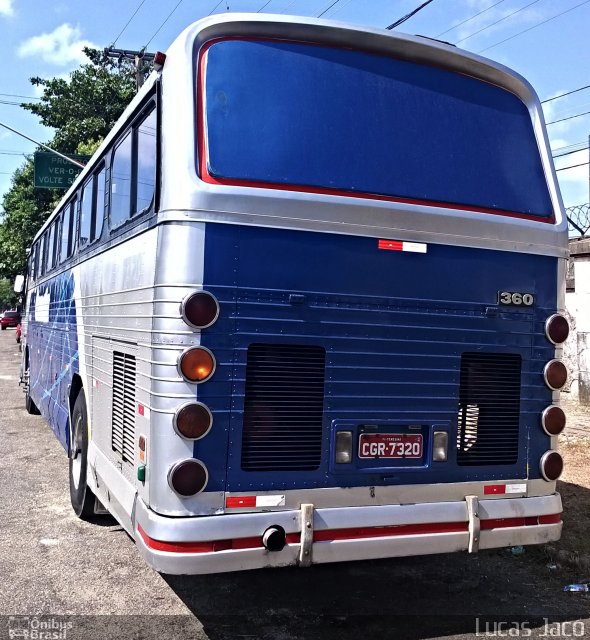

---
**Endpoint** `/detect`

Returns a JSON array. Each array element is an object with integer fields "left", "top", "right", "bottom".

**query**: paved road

[{"left": 0, "top": 328, "right": 588, "bottom": 640}]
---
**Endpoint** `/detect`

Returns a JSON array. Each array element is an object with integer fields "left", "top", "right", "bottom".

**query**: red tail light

[
  {"left": 174, "top": 402, "right": 213, "bottom": 440},
  {"left": 545, "top": 314, "right": 569, "bottom": 345},
  {"left": 543, "top": 360, "right": 568, "bottom": 391},
  {"left": 541, "top": 406, "right": 566, "bottom": 436},
  {"left": 180, "top": 291, "right": 219, "bottom": 330},
  {"left": 540, "top": 450, "right": 564, "bottom": 481},
  {"left": 168, "top": 459, "right": 208, "bottom": 497}
]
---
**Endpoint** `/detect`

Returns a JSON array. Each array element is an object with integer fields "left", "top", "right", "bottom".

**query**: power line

[
  {"left": 0, "top": 92, "right": 40, "bottom": 101},
  {"left": 553, "top": 147, "right": 589, "bottom": 159},
  {"left": 478, "top": 0, "right": 590, "bottom": 53},
  {"left": 112, "top": 0, "right": 148, "bottom": 47},
  {"left": 256, "top": 0, "right": 274, "bottom": 12},
  {"left": 556, "top": 161, "right": 589, "bottom": 172},
  {"left": 547, "top": 109, "right": 590, "bottom": 126},
  {"left": 436, "top": 0, "right": 508, "bottom": 37},
  {"left": 209, "top": 0, "right": 225, "bottom": 14},
  {"left": 327, "top": 0, "right": 354, "bottom": 18},
  {"left": 454, "top": 0, "right": 543, "bottom": 45},
  {"left": 317, "top": 0, "right": 341, "bottom": 17},
  {"left": 552, "top": 139, "right": 588, "bottom": 153},
  {"left": 144, "top": 0, "right": 184, "bottom": 48},
  {"left": 542, "top": 84, "right": 590, "bottom": 104},
  {"left": 386, "top": 0, "right": 436, "bottom": 30}
]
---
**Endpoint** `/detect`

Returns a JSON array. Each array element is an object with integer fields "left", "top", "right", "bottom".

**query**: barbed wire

[{"left": 567, "top": 203, "right": 590, "bottom": 237}]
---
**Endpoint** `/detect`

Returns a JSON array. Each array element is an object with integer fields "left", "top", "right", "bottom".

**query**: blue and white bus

[{"left": 19, "top": 14, "right": 569, "bottom": 574}]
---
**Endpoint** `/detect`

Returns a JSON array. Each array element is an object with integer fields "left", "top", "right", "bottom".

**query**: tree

[
  {"left": 22, "top": 47, "right": 135, "bottom": 152},
  {"left": 0, "top": 48, "right": 136, "bottom": 280}
]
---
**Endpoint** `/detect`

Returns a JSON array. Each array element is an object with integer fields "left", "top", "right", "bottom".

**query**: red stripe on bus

[{"left": 313, "top": 521, "right": 468, "bottom": 542}]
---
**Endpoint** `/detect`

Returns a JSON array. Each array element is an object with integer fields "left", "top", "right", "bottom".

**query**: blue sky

[{"left": 0, "top": 0, "right": 589, "bottom": 212}]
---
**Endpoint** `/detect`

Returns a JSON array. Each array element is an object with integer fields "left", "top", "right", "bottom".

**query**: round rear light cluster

[
  {"left": 545, "top": 314, "right": 570, "bottom": 345},
  {"left": 168, "top": 459, "right": 208, "bottom": 497},
  {"left": 543, "top": 360, "right": 568, "bottom": 391},
  {"left": 540, "top": 450, "right": 564, "bottom": 482},
  {"left": 541, "top": 405, "right": 566, "bottom": 436},
  {"left": 178, "top": 346, "right": 216, "bottom": 383},
  {"left": 181, "top": 291, "right": 219, "bottom": 330},
  {"left": 174, "top": 402, "right": 213, "bottom": 440}
]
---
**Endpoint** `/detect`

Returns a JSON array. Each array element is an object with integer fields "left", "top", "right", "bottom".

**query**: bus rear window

[{"left": 200, "top": 40, "right": 553, "bottom": 219}]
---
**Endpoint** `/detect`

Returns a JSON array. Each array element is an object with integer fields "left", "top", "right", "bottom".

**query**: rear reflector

[
  {"left": 226, "top": 495, "right": 286, "bottom": 509},
  {"left": 378, "top": 239, "right": 427, "bottom": 253}
]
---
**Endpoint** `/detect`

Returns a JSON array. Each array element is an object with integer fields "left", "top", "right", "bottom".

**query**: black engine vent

[
  {"left": 241, "top": 344, "right": 326, "bottom": 471},
  {"left": 457, "top": 352, "right": 522, "bottom": 466}
]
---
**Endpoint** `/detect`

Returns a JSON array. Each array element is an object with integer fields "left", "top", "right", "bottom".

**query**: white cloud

[
  {"left": 17, "top": 23, "right": 97, "bottom": 67},
  {"left": 0, "top": 0, "right": 13, "bottom": 17}
]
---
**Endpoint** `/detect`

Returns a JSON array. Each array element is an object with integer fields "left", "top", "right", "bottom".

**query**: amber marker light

[
  {"left": 541, "top": 406, "right": 566, "bottom": 436},
  {"left": 180, "top": 291, "right": 219, "bottom": 330},
  {"left": 543, "top": 360, "right": 568, "bottom": 391},
  {"left": 173, "top": 402, "right": 213, "bottom": 440},
  {"left": 540, "top": 450, "right": 564, "bottom": 482},
  {"left": 178, "top": 346, "right": 216, "bottom": 383},
  {"left": 168, "top": 459, "right": 208, "bottom": 497},
  {"left": 545, "top": 314, "right": 570, "bottom": 345}
]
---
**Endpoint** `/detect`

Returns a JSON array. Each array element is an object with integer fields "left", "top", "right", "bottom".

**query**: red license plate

[{"left": 358, "top": 433, "right": 423, "bottom": 459}]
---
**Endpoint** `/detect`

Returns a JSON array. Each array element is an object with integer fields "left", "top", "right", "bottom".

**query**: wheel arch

[{"left": 67, "top": 374, "right": 84, "bottom": 457}]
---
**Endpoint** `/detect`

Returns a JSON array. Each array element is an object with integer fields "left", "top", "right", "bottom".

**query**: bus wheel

[{"left": 69, "top": 389, "right": 95, "bottom": 519}]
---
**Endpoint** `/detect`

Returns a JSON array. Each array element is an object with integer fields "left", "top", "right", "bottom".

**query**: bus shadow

[{"left": 162, "top": 479, "right": 590, "bottom": 640}]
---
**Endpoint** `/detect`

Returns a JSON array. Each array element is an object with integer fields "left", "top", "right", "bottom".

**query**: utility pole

[{"left": 102, "top": 47, "right": 155, "bottom": 92}]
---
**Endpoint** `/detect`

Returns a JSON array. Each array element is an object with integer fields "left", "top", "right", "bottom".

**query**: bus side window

[
  {"left": 94, "top": 165, "right": 106, "bottom": 242},
  {"left": 80, "top": 179, "right": 93, "bottom": 247},
  {"left": 110, "top": 131, "right": 132, "bottom": 229},
  {"left": 61, "top": 206, "right": 70, "bottom": 262},
  {"left": 55, "top": 214, "right": 63, "bottom": 264},
  {"left": 136, "top": 108, "right": 156, "bottom": 214},
  {"left": 46, "top": 224, "right": 55, "bottom": 271}
]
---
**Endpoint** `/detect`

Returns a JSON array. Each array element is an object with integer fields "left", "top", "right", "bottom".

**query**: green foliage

[
  {"left": 0, "top": 48, "right": 135, "bottom": 280},
  {"left": 23, "top": 48, "right": 135, "bottom": 153},
  {"left": 0, "top": 278, "right": 17, "bottom": 310},
  {"left": 0, "top": 161, "right": 56, "bottom": 279}
]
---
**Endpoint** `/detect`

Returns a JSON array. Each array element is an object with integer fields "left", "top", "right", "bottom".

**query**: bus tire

[{"left": 69, "top": 389, "right": 95, "bottom": 519}]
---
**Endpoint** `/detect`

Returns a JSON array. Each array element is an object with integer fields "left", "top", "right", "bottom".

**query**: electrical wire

[
  {"left": 477, "top": 0, "right": 590, "bottom": 53},
  {"left": 209, "top": 0, "right": 225, "bottom": 15},
  {"left": 547, "top": 109, "right": 590, "bottom": 126},
  {"left": 112, "top": 0, "right": 148, "bottom": 47},
  {"left": 387, "top": 0, "right": 436, "bottom": 30},
  {"left": 551, "top": 140, "right": 588, "bottom": 153},
  {"left": 553, "top": 147, "right": 589, "bottom": 159},
  {"left": 542, "top": 84, "right": 590, "bottom": 104},
  {"left": 436, "top": 0, "right": 508, "bottom": 38},
  {"left": 144, "top": 0, "right": 184, "bottom": 48},
  {"left": 454, "top": 0, "right": 543, "bottom": 45},
  {"left": 0, "top": 92, "right": 40, "bottom": 101},
  {"left": 256, "top": 0, "right": 274, "bottom": 12},
  {"left": 317, "top": 0, "right": 341, "bottom": 17},
  {"left": 555, "top": 161, "right": 589, "bottom": 172},
  {"left": 327, "top": 0, "right": 354, "bottom": 18}
]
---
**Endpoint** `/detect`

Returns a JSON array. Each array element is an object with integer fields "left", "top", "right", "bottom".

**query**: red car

[{"left": 0, "top": 310, "right": 21, "bottom": 330}]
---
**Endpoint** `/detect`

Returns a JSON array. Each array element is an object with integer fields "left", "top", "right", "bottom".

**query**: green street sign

[{"left": 34, "top": 152, "right": 90, "bottom": 189}]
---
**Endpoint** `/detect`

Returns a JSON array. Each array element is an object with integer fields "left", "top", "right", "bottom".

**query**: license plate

[{"left": 358, "top": 433, "right": 423, "bottom": 459}]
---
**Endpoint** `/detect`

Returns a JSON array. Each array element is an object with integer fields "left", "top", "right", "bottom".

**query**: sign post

[{"left": 34, "top": 152, "right": 89, "bottom": 189}]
